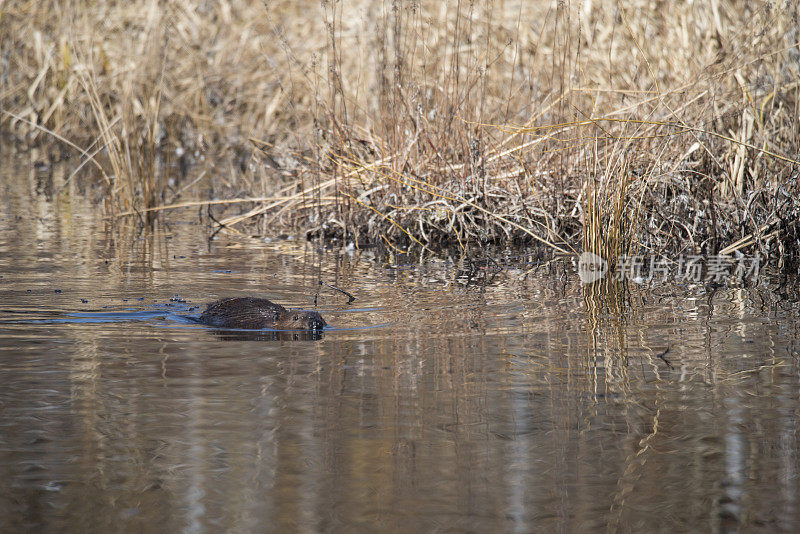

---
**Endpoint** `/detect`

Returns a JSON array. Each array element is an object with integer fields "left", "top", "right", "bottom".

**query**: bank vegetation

[{"left": 1, "top": 0, "right": 798, "bottom": 269}]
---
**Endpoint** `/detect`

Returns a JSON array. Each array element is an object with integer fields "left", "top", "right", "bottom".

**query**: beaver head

[{"left": 274, "top": 310, "right": 326, "bottom": 331}]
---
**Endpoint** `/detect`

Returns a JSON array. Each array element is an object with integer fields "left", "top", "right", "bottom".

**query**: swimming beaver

[{"left": 197, "top": 297, "right": 326, "bottom": 331}]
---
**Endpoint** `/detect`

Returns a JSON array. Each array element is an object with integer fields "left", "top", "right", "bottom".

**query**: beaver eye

[{"left": 293, "top": 315, "right": 299, "bottom": 321}]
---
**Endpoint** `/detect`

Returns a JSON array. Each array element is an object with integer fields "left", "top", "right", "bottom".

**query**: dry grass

[{"left": 1, "top": 0, "right": 799, "bottom": 267}]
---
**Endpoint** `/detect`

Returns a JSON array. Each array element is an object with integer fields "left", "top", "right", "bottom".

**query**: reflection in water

[
  {"left": 1, "top": 158, "right": 800, "bottom": 532},
  {"left": 205, "top": 329, "right": 325, "bottom": 342}
]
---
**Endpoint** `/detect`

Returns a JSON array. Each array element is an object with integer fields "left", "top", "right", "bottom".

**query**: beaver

[{"left": 197, "top": 297, "right": 326, "bottom": 331}]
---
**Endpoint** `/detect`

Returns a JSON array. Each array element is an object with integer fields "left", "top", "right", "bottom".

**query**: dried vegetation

[{"left": 1, "top": 0, "right": 799, "bottom": 268}]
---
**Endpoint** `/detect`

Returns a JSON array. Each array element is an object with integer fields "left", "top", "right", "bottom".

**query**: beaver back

[{"left": 198, "top": 297, "right": 325, "bottom": 331}]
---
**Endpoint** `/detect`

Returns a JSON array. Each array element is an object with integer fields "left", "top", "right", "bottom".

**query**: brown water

[{"left": 1, "top": 154, "right": 799, "bottom": 533}]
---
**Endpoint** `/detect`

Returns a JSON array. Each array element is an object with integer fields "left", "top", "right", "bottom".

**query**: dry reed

[{"left": 1, "top": 1, "right": 798, "bottom": 268}]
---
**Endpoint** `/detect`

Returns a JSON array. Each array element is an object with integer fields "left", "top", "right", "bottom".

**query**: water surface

[{"left": 1, "top": 155, "right": 799, "bottom": 532}]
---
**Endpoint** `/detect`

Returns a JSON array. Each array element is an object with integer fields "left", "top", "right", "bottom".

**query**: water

[{"left": 1, "top": 154, "right": 799, "bottom": 532}]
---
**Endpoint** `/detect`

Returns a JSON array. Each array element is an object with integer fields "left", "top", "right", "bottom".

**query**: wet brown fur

[{"left": 198, "top": 297, "right": 326, "bottom": 331}]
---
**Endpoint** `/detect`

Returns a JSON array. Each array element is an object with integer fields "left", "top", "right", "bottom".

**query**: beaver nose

[{"left": 310, "top": 315, "right": 326, "bottom": 331}]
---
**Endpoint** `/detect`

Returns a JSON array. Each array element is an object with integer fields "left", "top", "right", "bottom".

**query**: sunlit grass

[{"left": 1, "top": 0, "right": 798, "bottom": 266}]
